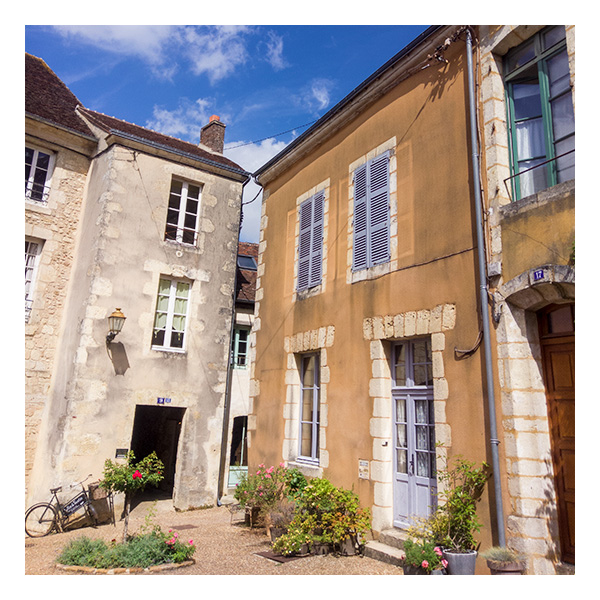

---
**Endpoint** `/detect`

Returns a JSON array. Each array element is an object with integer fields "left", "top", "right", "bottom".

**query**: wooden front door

[{"left": 538, "top": 304, "right": 575, "bottom": 564}]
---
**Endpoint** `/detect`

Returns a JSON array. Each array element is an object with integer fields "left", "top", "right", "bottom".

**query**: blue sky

[{"left": 25, "top": 24, "right": 431, "bottom": 242}]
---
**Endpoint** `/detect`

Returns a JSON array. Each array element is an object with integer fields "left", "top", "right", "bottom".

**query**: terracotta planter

[
  {"left": 442, "top": 549, "right": 477, "bottom": 575},
  {"left": 486, "top": 559, "right": 526, "bottom": 575}
]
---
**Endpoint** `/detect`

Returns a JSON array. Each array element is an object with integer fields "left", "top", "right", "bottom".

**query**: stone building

[
  {"left": 25, "top": 53, "right": 250, "bottom": 511},
  {"left": 248, "top": 25, "right": 575, "bottom": 575},
  {"left": 477, "top": 26, "right": 575, "bottom": 573}
]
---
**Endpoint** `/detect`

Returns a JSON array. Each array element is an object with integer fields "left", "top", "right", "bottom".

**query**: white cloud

[
  {"left": 52, "top": 25, "right": 180, "bottom": 79},
  {"left": 293, "top": 78, "right": 335, "bottom": 114},
  {"left": 265, "top": 31, "right": 288, "bottom": 71},
  {"left": 182, "top": 26, "right": 254, "bottom": 84},
  {"left": 145, "top": 98, "right": 217, "bottom": 142}
]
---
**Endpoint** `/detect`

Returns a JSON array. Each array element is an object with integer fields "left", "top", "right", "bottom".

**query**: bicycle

[{"left": 25, "top": 474, "right": 99, "bottom": 537}]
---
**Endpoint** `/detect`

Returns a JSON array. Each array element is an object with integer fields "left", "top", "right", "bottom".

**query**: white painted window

[
  {"left": 298, "top": 353, "right": 320, "bottom": 464},
  {"left": 25, "top": 239, "right": 42, "bottom": 322},
  {"left": 152, "top": 277, "right": 191, "bottom": 351},
  {"left": 164, "top": 179, "right": 202, "bottom": 245},
  {"left": 25, "top": 146, "right": 54, "bottom": 203}
]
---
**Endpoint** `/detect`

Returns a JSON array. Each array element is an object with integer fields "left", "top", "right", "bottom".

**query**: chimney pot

[{"left": 200, "top": 116, "right": 226, "bottom": 154}]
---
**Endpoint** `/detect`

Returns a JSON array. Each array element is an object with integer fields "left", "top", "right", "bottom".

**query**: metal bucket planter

[
  {"left": 442, "top": 549, "right": 477, "bottom": 575},
  {"left": 269, "top": 527, "right": 287, "bottom": 542},
  {"left": 312, "top": 542, "right": 332, "bottom": 555},
  {"left": 337, "top": 535, "right": 358, "bottom": 556}
]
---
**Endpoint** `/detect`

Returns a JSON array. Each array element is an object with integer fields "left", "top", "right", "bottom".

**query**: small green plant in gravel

[{"left": 57, "top": 504, "right": 195, "bottom": 569}]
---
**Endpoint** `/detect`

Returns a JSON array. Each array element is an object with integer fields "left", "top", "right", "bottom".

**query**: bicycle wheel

[{"left": 25, "top": 503, "right": 58, "bottom": 537}]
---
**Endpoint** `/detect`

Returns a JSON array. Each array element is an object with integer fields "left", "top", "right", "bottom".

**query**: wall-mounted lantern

[{"left": 106, "top": 308, "right": 126, "bottom": 343}]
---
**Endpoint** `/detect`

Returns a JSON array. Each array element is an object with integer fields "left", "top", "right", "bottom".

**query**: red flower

[{"left": 132, "top": 470, "right": 142, "bottom": 480}]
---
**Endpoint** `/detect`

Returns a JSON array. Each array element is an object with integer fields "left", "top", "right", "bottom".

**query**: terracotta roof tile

[
  {"left": 25, "top": 53, "right": 94, "bottom": 137},
  {"left": 236, "top": 242, "right": 258, "bottom": 303},
  {"left": 79, "top": 107, "right": 246, "bottom": 173}
]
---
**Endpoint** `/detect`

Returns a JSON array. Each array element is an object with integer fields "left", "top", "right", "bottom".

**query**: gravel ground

[{"left": 25, "top": 497, "right": 402, "bottom": 576}]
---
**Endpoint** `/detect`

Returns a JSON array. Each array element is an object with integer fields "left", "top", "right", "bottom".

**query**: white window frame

[
  {"left": 151, "top": 277, "right": 191, "bottom": 352},
  {"left": 298, "top": 353, "right": 320, "bottom": 464},
  {"left": 25, "top": 146, "right": 55, "bottom": 204},
  {"left": 164, "top": 179, "right": 202, "bottom": 246},
  {"left": 25, "top": 238, "right": 42, "bottom": 322}
]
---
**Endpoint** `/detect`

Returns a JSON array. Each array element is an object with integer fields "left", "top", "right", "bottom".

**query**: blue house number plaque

[
  {"left": 157, "top": 397, "right": 172, "bottom": 404},
  {"left": 533, "top": 269, "right": 545, "bottom": 282}
]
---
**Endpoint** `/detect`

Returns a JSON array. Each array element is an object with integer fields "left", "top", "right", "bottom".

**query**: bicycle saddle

[{"left": 51, "top": 486, "right": 62, "bottom": 493}]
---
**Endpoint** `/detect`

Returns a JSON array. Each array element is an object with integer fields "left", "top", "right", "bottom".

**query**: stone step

[
  {"left": 378, "top": 528, "right": 409, "bottom": 550},
  {"left": 364, "top": 540, "right": 405, "bottom": 567}
]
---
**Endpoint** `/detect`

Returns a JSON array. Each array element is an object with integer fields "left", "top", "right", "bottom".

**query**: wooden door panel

[{"left": 539, "top": 319, "right": 575, "bottom": 564}]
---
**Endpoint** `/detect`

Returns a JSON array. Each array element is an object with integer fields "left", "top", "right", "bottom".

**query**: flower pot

[
  {"left": 403, "top": 565, "right": 427, "bottom": 575},
  {"left": 338, "top": 535, "right": 357, "bottom": 556},
  {"left": 312, "top": 542, "right": 332, "bottom": 555},
  {"left": 442, "top": 549, "right": 477, "bottom": 575},
  {"left": 269, "top": 526, "right": 286, "bottom": 542},
  {"left": 486, "top": 559, "right": 526, "bottom": 575}
]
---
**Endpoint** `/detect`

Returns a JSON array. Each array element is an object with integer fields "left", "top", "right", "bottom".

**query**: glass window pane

[
  {"left": 300, "top": 423, "right": 313, "bottom": 457},
  {"left": 547, "top": 51, "right": 570, "bottom": 97},
  {"left": 517, "top": 157, "right": 547, "bottom": 197},
  {"left": 396, "top": 449, "right": 408, "bottom": 474},
  {"left": 513, "top": 78, "right": 542, "bottom": 121},
  {"left": 36, "top": 152, "right": 50, "bottom": 170},
  {"left": 302, "top": 355, "right": 316, "bottom": 387},
  {"left": 302, "top": 390, "right": 315, "bottom": 421},
  {"left": 396, "top": 424, "right": 407, "bottom": 448},
  {"left": 170, "top": 180, "right": 183, "bottom": 195},
  {"left": 543, "top": 26, "right": 565, "bottom": 50},
  {"left": 176, "top": 282, "right": 190, "bottom": 298},
  {"left": 158, "top": 279, "right": 171, "bottom": 294},
  {"left": 171, "top": 314, "right": 186, "bottom": 332},
  {"left": 416, "top": 451, "right": 429, "bottom": 477},
  {"left": 395, "top": 364, "right": 406, "bottom": 386},
  {"left": 166, "top": 209, "right": 179, "bottom": 225},
  {"left": 414, "top": 364, "right": 428, "bottom": 386},
  {"left": 506, "top": 39, "right": 535, "bottom": 73},
  {"left": 396, "top": 398, "right": 406, "bottom": 423},
  {"left": 186, "top": 198, "right": 199, "bottom": 215},
  {"left": 154, "top": 312, "right": 167, "bottom": 328},
  {"left": 152, "top": 329, "right": 165, "bottom": 346},
  {"left": 184, "top": 213, "right": 197, "bottom": 230},
  {"left": 416, "top": 425, "right": 429, "bottom": 450},
  {"left": 170, "top": 331, "right": 184, "bottom": 348},
  {"left": 187, "top": 184, "right": 200, "bottom": 200},
  {"left": 516, "top": 117, "right": 545, "bottom": 160},
  {"left": 173, "top": 297, "right": 187, "bottom": 314},
  {"left": 156, "top": 294, "right": 170, "bottom": 311},
  {"left": 551, "top": 94, "right": 575, "bottom": 141},
  {"left": 555, "top": 137, "right": 575, "bottom": 182},
  {"left": 415, "top": 401, "right": 428, "bottom": 424}
]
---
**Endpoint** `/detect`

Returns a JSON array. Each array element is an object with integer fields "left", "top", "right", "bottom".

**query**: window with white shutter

[
  {"left": 297, "top": 191, "right": 324, "bottom": 291},
  {"left": 352, "top": 151, "right": 390, "bottom": 271}
]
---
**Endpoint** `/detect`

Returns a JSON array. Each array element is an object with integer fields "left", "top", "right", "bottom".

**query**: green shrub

[{"left": 57, "top": 528, "right": 196, "bottom": 569}]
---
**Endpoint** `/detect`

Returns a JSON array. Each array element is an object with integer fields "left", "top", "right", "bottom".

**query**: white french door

[{"left": 392, "top": 339, "right": 437, "bottom": 528}]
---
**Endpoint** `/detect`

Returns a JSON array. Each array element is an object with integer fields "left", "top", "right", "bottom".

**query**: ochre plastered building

[{"left": 249, "top": 25, "right": 575, "bottom": 574}]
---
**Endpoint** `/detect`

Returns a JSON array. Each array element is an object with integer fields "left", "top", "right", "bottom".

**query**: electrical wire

[{"left": 224, "top": 119, "right": 319, "bottom": 151}]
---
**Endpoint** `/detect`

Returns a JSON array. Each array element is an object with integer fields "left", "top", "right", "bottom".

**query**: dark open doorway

[{"left": 130, "top": 405, "right": 185, "bottom": 499}]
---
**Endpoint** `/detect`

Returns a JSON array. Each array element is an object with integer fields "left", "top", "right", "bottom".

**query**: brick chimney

[{"left": 200, "top": 115, "right": 226, "bottom": 154}]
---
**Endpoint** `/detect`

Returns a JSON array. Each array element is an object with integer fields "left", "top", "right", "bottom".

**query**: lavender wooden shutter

[
  {"left": 352, "top": 163, "right": 368, "bottom": 271},
  {"left": 298, "top": 198, "right": 312, "bottom": 290},
  {"left": 368, "top": 151, "right": 390, "bottom": 266},
  {"left": 309, "top": 191, "right": 324, "bottom": 288}
]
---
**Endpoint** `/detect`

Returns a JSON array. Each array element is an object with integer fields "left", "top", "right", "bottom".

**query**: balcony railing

[{"left": 25, "top": 180, "right": 51, "bottom": 204}]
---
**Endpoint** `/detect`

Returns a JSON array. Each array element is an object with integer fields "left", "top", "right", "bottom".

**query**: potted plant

[
  {"left": 434, "top": 455, "right": 491, "bottom": 575},
  {"left": 401, "top": 539, "right": 447, "bottom": 575},
  {"left": 481, "top": 546, "right": 527, "bottom": 575}
]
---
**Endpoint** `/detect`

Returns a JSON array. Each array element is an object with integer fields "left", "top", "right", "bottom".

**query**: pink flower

[
  {"left": 434, "top": 547, "right": 443, "bottom": 556},
  {"left": 188, "top": 539, "right": 194, "bottom": 545},
  {"left": 421, "top": 560, "right": 429, "bottom": 569},
  {"left": 132, "top": 470, "right": 142, "bottom": 479},
  {"left": 279, "top": 462, "right": 285, "bottom": 467},
  {"left": 442, "top": 559, "right": 448, "bottom": 568},
  {"left": 173, "top": 532, "right": 178, "bottom": 538}
]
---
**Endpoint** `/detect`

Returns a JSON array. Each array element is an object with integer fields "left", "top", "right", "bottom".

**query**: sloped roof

[
  {"left": 26, "top": 52, "right": 247, "bottom": 175},
  {"left": 236, "top": 242, "right": 258, "bottom": 304},
  {"left": 25, "top": 53, "right": 94, "bottom": 137},
  {"left": 78, "top": 107, "right": 246, "bottom": 174}
]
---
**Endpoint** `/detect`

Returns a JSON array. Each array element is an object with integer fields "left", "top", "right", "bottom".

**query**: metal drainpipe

[
  {"left": 465, "top": 27, "right": 506, "bottom": 547},
  {"left": 217, "top": 173, "right": 251, "bottom": 506}
]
